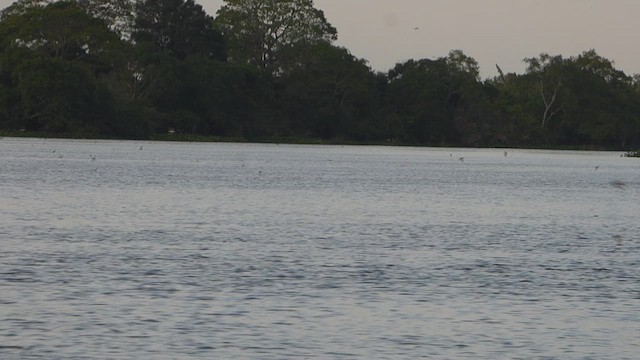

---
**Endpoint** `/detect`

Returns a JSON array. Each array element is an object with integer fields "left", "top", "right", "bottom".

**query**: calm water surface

[{"left": 1, "top": 138, "right": 639, "bottom": 359}]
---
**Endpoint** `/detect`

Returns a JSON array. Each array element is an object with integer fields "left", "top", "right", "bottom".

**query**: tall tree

[
  {"left": 0, "top": 1, "right": 127, "bottom": 135},
  {"left": 560, "top": 50, "right": 637, "bottom": 147},
  {"left": 441, "top": 50, "right": 493, "bottom": 145},
  {"left": 384, "top": 59, "right": 456, "bottom": 144},
  {"left": 279, "top": 43, "right": 377, "bottom": 139},
  {"left": 382, "top": 51, "right": 484, "bottom": 145},
  {"left": 0, "top": 1, "right": 123, "bottom": 66},
  {"left": 215, "top": 0, "right": 337, "bottom": 74},
  {"left": 1, "top": 0, "right": 134, "bottom": 39},
  {"left": 485, "top": 69, "right": 541, "bottom": 146},
  {"left": 520, "top": 50, "right": 639, "bottom": 147},
  {"left": 0, "top": 0, "right": 54, "bottom": 19},
  {"left": 524, "top": 53, "right": 565, "bottom": 129},
  {"left": 133, "top": 0, "right": 226, "bottom": 61},
  {"left": 76, "top": 0, "right": 135, "bottom": 39}
]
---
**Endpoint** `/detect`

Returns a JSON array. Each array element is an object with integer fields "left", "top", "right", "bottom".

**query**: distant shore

[{"left": 2, "top": 130, "right": 638, "bottom": 156}]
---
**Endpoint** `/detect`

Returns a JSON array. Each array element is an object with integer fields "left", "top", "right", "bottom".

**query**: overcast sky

[
  {"left": 201, "top": 0, "right": 640, "bottom": 78},
  {"left": 2, "top": 0, "right": 639, "bottom": 78}
]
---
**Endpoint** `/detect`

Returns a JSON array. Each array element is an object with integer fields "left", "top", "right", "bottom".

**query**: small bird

[
  {"left": 458, "top": 157, "right": 464, "bottom": 162},
  {"left": 595, "top": 166, "right": 600, "bottom": 171},
  {"left": 414, "top": 27, "right": 420, "bottom": 30}
]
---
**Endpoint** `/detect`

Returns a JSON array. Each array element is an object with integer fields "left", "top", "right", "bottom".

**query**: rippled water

[{"left": 1, "top": 137, "right": 639, "bottom": 359}]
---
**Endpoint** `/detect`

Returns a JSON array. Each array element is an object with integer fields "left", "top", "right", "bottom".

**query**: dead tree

[{"left": 539, "top": 76, "right": 563, "bottom": 129}]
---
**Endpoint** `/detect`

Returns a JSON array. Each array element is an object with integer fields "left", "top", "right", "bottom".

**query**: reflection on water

[{"left": 1, "top": 138, "right": 639, "bottom": 359}]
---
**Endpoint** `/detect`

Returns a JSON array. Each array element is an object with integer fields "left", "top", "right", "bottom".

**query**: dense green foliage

[
  {"left": 215, "top": 0, "right": 337, "bottom": 75},
  {"left": 1, "top": 0, "right": 640, "bottom": 149}
]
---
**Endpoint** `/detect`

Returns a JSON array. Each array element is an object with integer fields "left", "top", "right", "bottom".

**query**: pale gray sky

[
  {"left": 201, "top": 0, "right": 640, "bottom": 78},
  {"left": 2, "top": 0, "right": 639, "bottom": 78}
]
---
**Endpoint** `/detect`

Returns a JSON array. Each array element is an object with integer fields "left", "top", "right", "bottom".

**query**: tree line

[{"left": 1, "top": 0, "right": 640, "bottom": 149}]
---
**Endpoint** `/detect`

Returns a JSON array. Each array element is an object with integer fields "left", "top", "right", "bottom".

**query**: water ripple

[{"left": 1, "top": 139, "right": 638, "bottom": 359}]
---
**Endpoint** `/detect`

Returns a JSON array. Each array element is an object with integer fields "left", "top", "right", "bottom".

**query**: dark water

[{"left": 1, "top": 138, "right": 639, "bottom": 359}]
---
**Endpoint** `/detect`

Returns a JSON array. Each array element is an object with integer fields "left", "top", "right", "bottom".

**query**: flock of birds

[
  {"left": 452, "top": 151, "right": 508, "bottom": 163},
  {"left": 33, "top": 143, "right": 634, "bottom": 245},
  {"left": 43, "top": 145, "right": 630, "bottom": 190}
]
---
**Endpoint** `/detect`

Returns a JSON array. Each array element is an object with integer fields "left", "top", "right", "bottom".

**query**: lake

[{"left": 1, "top": 137, "right": 638, "bottom": 359}]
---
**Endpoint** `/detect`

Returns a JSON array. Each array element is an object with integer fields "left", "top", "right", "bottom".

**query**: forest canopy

[{"left": 1, "top": 0, "right": 640, "bottom": 149}]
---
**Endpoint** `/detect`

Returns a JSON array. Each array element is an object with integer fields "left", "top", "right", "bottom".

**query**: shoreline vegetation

[{"left": 2, "top": 0, "right": 640, "bottom": 152}]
